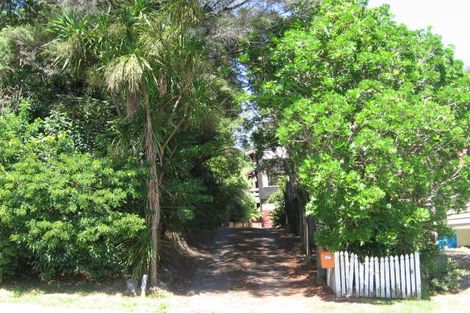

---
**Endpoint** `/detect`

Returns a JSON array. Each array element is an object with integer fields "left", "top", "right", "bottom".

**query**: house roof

[
  {"left": 245, "top": 147, "right": 288, "bottom": 160},
  {"left": 448, "top": 205, "right": 470, "bottom": 230},
  {"left": 261, "top": 147, "right": 288, "bottom": 160}
]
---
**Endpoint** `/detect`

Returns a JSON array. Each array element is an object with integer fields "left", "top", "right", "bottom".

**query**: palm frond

[
  {"left": 48, "top": 9, "right": 95, "bottom": 71},
  {"left": 104, "top": 54, "right": 152, "bottom": 93}
]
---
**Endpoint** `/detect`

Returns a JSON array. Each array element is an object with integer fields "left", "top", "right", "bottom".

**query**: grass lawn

[
  {"left": 314, "top": 295, "right": 470, "bottom": 313},
  {"left": 1, "top": 284, "right": 469, "bottom": 313},
  {"left": 317, "top": 269, "right": 470, "bottom": 313},
  {"left": 317, "top": 268, "right": 470, "bottom": 313},
  {"left": 1, "top": 269, "right": 468, "bottom": 313},
  {"left": 0, "top": 280, "right": 169, "bottom": 312}
]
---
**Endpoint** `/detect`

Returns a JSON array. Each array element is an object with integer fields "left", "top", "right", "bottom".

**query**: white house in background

[
  {"left": 245, "top": 147, "right": 288, "bottom": 228},
  {"left": 447, "top": 205, "right": 470, "bottom": 247}
]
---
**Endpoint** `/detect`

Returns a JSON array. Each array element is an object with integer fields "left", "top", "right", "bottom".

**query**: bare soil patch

[{"left": 187, "top": 228, "right": 319, "bottom": 296}]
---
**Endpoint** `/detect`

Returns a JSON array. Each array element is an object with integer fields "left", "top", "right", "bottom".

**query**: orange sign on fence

[{"left": 320, "top": 248, "right": 335, "bottom": 268}]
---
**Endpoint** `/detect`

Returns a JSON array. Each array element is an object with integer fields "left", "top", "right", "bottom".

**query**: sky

[{"left": 368, "top": 0, "right": 470, "bottom": 67}]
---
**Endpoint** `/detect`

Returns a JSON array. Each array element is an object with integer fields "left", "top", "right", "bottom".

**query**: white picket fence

[{"left": 326, "top": 251, "right": 421, "bottom": 299}]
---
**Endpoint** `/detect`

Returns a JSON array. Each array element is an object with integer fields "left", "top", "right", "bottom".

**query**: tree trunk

[
  {"left": 127, "top": 92, "right": 140, "bottom": 116},
  {"left": 145, "top": 99, "right": 161, "bottom": 289}
]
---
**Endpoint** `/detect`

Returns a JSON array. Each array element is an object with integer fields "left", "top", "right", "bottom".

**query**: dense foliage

[
  {"left": 245, "top": 0, "right": 469, "bottom": 256},
  {"left": 1, "top": 0, "right": 468, "bottom": 295},
  {"left": 0, "top": 103, "right": 146, "bottom": 280},
  {"left": 0, "top": 0, "right": 268, "bottom": 283},
  {"left": 268, "top": 178, "right": 288, "bottom": 227}
]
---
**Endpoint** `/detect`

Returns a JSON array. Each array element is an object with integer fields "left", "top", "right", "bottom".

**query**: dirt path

[
  {"left": 1, "top": 228, "right": 470, "bottom": 313},
  {"left": 167, "top": 227, "right": 327, "bottom": 313},
  {"left": 166, "top": 228, "right": 470, "bottom": 313},
  {"left": 188, "top": 228, "right": 316, "bottom": 296}
]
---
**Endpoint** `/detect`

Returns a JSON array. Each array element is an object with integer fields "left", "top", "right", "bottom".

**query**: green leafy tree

[
  {"left": 0, "top": 0, "right": 301, "bottom": 284},
  {"left": 245, "top": 0, "right": 469, "bottom": 256},
  {"left": 49, "top": 0, "right": 253, "bottom": 287},
  {"left": 0, "top": 0, "right": 46, "bottom": 30}
]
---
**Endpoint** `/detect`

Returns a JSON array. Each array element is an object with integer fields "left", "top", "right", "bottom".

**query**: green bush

[
  {"left": 0, "top": 104, "right": 146, "bottom": 280},
  {"left": 268, "top": 178, "right": 287, "bottom": 227},
  {"left": 181, "top": 140, "right": 256, "bottom": 228},
  {"left": 271, "top": 205, "right": 286, "bottom": 227},
  {"left": 422, "top": 256, "right": 461, "bottom": 295}
]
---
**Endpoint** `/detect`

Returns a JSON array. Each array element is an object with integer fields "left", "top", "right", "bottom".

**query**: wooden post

[
  {"left": 410, "top": 253, "right": 416, "bottom": 297},
  {"left": 141, "top": 274, "right": 148, "bottom": 298},
  {"left": 405, "top": 254, "right": 411, "bottom": 298},
  {"left": 334, "top": 252, "right": 341, "bottom": 297},
  {"left": 396, "top": 256, "right": 401, "bottom": 297},
  {"left": 327, "top": 268, "right": 331, "bottom": 289},
  {"left": 364, "top": 256, "right": 369, "bottom": 297},
  {"left": 354, "top": 254, "right": 359, "bottom": 297},
  {"left": 374, "top": 257, "right": 380, "bottom": 297},
  {"left": 400, "top": 255, "right": 406, "bottom": 298},
  {"left": 415, "top": 252, "right": 422, "bottom": 300},
  {"left": 361, "top": 261, "right": 366, "bottom": 297},
  {"left": 395, "top": 256, "right": 402, "bottom": 298},
  {"left": 303, "top": 211, "right": 309, "bottom": 255},
  {"left": 316, "top": 246, "right": 324, "bottom": 284},
  {"left": 340, "top": 251, "right": 346, "bottom": 296},
  {"left": 385, "top": 256, "right": 390, "bottom": 298},
  {"left": 390, "top": 255, "right": 396, "bottom": 298},
  {"left": 369, "top": 257, "right": 374, "bottom": 297},
  {"left": 348, "top": 253, "right": 355, "bottom": 296},
  {"left": 345, "top": 252, "right": 352, "bottom": 296},
  {"left": 380, "top": 257, "right": 385, "bottom": 298}
]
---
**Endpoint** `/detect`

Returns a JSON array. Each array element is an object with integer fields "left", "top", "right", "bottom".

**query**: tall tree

[
  {"left": 1, "top": 0, "right": 299, "bottom": 285},
  {"left": 244, "top": 0, "right": 469, "bottom": 256},
  {"left": 50, "top": 0, "right": 213, "bottom": 287}
]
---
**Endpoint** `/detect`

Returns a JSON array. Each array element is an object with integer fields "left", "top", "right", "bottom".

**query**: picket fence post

[
  {"left": 348, "top": 252, "right": 354, "bottom": 296},
  {"left": 354, "top": 254, "right": 359, "bottom": 297},
  {"left": 415, "top": 252, "right": 422, "bottom": 300},
  {"left": 334, "top": 252, "right": 341, "bottom": 297},
  {"left": 345, "top": 252, "right": 351, "bottom": 296},
  {"left": 400, "top": 255, "right": 406, "bottom": 298},
  {"left": 368, "top": 256, "right": 374, "bottom": 296},
  {"left": 364, "top": 256, "right": 370, "bottom": 297},
  {"left": 330, "top": 251, "right": 422, "bottom": 300},
  {"left": 395, "top": 256, "right": 401, "bottom": 297},
  {"left": 374, "top": 257, "right": 380, "bottom": 297},
  {"left": 405, "top": 254, "right": 411, "bottom": 298},
  {"left": 390, "top": 255, "right": 396, "bottom": 298},
  {"left": 410, "top": 253, "right": 416, "bottom": 297},
  {"left": 385, "top": 256, "right": 390, "bottom": 298},
  {"left": 340, "top": 252, "right": 346, "bottom": 296}
]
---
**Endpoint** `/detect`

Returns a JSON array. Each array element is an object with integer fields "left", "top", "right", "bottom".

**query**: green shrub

[
  {"left": 0, "top": 104, "right": 146, "bottom": 280},
  {"left": 185, "top": 145, "right": 256, "bottom": 228},
  {"left": 249, "top": 206, "right": 262, "bottom": 221},
  {"left": 271, "top": 205, "right": 286, "bottom": 227},
  {"left": 422, "top": 256, "right": 461, "bottom": 295},
  {"left": 268, "top": 178, "right": 287, "bottom": 227}
]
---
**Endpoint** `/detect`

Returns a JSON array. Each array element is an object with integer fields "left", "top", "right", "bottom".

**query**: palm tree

[{"left": 50, "top": 0, "right": 204, "bottom": 288}]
